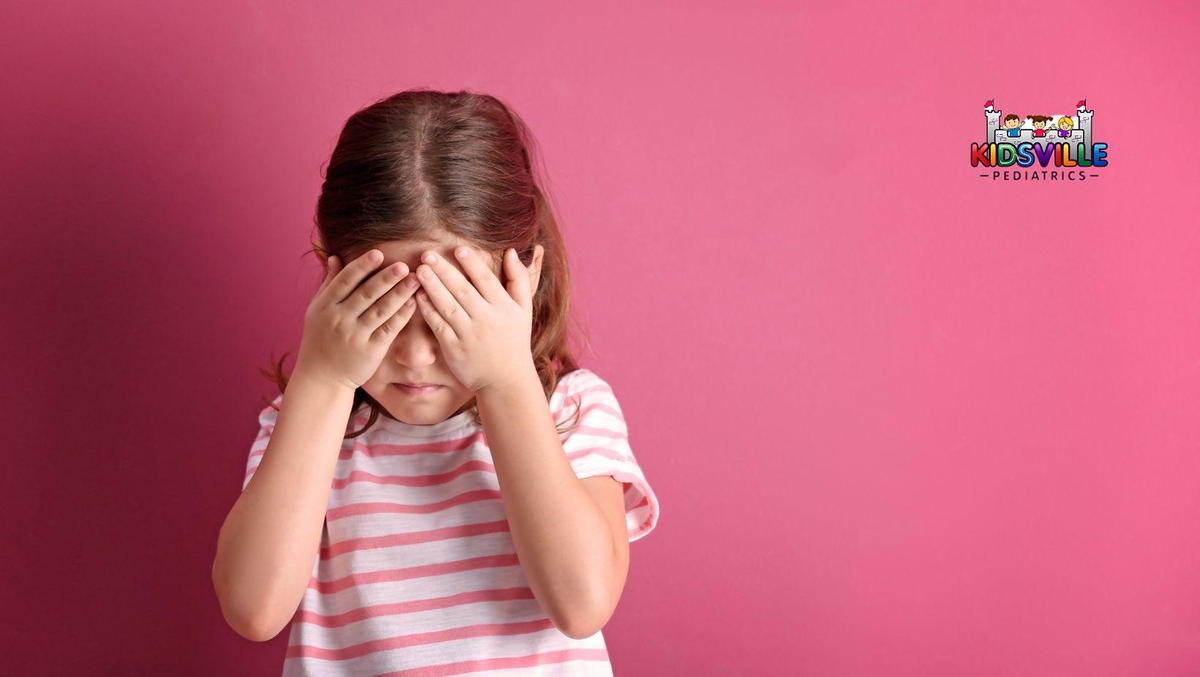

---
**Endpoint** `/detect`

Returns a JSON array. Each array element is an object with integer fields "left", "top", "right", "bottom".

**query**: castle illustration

[{"left": 984, "top": 99, "right": 1095, "bottom": 160}]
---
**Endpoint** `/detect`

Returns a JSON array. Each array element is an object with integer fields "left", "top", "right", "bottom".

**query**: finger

[
  {"left": 348, "top": 260, "right": 412, "bottom": 319},
  {"left": 326, "top": 248, "right": 384, "bottom": 305},
  {"left": 317, "top": 255, "right": 340, "bottom": 292},
  {"left": 337, "top": 251, "right": 405, "bottom": 316},
  {"left": 363, "top": 272, "right": 420, "bottom": 335},
  {"left": 415, "top": 259, "right": 470, "bottom": 338},
  {"left": 504, "top": 248, "right": 532, "bottom": 310},
  {"left": 371, "top": 286, "right": 420, "bottom": 342},
  {"left": 415, "top": 290, "right": 458, "bottom": 343},
  {"left": 452, "top": 246, "right": 508, "bottom": 306},
  {"left": 419, "top": 250, "right": 485, "bottom": 318}
]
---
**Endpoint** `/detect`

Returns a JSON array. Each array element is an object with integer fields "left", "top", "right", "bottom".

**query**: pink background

[{"left": 4, "top": 1, "right": 1198, "bottom": 674}]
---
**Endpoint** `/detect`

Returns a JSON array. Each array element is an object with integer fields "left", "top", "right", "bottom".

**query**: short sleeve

[
  {"left": 552, "top": 369, "right": 660, "bottom": 543},
  {"left": 242, "top": 394, "right": 283, "bottom": 491}
]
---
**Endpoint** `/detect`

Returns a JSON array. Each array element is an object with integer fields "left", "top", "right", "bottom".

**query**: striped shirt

[{"left": 241, "top": 367, "right": 660, "bottom": 676}]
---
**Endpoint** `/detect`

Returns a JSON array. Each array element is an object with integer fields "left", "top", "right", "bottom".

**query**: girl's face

[
  {"left": 1059, "top": 118, "right": 1073, "bottom": 130},
  {"left": 347, "top": 235, "right": 520, "bottom": 426}
]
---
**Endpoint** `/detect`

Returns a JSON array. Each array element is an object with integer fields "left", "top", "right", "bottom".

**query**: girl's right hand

[{"left": 294, "top": 249, "right": 421, "bottom": 390}]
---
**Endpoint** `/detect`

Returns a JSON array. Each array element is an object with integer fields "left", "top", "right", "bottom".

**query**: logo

[{"left": 971, "top": 99, "right": 1108, "bottom": 181}]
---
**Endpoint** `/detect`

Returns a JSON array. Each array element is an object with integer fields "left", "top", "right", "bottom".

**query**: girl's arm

[
  {"left": 211, "top": 369, "right": 355, "bottom": 641},
  {"left": 476, "top": 364, "right": 628, "bottom": 640}
]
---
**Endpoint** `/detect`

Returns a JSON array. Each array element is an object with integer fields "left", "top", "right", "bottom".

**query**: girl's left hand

[{"left": 412, "top": 246, "right": 536, "bottom": 395}]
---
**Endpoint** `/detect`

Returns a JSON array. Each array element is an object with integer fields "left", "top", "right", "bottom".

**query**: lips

[
  {"left": 392, "top": 382, "right": 444, "bottom": 395},
  {"left": 396, "top": 382, "right": 441, "bottom": 388}
]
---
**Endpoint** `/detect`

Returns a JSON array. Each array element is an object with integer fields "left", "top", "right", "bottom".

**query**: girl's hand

[
  {"left": 412, "top": 246, "right": 536, "bottom": 395},
  {"left": 295, "top": 249, "right": 422, "bottom": 390}
]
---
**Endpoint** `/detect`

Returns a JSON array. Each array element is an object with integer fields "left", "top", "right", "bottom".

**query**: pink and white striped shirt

[{"left": 241, "top": 367, "right": 660, "bottom": 676}]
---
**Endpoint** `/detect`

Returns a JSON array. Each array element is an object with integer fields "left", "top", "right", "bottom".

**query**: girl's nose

[{"left": 391, "top": 329, "right": 439, "bottom": 362}]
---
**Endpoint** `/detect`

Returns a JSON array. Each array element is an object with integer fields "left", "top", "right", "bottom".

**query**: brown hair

[
  {"left": 258, "top": 89, "right": 589, "bottom": 439},
  {"left": 1027, "top": 115, "right": 1052, "bottom": 124},
  {"left": 1003, "top": 114, "right": 1021, "bottom": 123}
]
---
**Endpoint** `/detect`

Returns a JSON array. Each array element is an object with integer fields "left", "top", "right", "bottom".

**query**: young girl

[
  {"left": 212, "top": 89, "right": 661, "bottom": 675},
  {"left": 1055, "top": 115, "right": 1075, "bottom": 138},
  {"left": 1028, "top": 114, "right": 1052, "bottom": 138}
]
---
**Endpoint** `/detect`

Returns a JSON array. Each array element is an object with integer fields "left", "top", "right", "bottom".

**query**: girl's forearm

[
  {"left": 475, "top": 364, "right": 617, "bottom": 638},
  {"left": 211, "top": 368, "right": 355, "bottom": 641}
]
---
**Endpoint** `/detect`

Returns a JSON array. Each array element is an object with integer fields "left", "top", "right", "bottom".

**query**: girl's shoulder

[
  {"left": 550, "top": 368, "right": 603, "bottom": 414},
  {"left": 554, "top": 367, "right": 611, "bottom": 394},
  {"left": 557, "top": 366, "right": 590, "bottom": 384},
  {"left": 256, "top": 393, "right": 285, "bottom": 428},
  {"left": 552, "top": 368, "right": 628, "bottom": 417}
]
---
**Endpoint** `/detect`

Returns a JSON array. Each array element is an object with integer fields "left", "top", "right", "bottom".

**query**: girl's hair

[
  {"left": 258, "top": 88, "right": 589, "bottom": 439},
  {"left": 1027, "top": 114, "right": 1052, "bottom": 124},
  {"left": 1057, "top": 116, "right": 1074, "bottom": 128}
]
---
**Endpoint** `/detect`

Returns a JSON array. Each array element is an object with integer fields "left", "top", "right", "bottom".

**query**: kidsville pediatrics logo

[{"left": 972, "top": 99, "right": 1109, "bottom": 181}]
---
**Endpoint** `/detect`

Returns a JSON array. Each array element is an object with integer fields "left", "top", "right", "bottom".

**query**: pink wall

[{"left": 4, "top": 1, "right": 1198, "bottom": 674}]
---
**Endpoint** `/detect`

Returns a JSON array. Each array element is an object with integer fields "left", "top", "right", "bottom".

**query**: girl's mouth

[{"left": 393, "top": 383, "right": 444, "bottom": 396}]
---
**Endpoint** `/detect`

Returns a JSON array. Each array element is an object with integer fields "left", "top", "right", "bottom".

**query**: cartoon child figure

[
  {"left": 1028, "top": 115, "right": 1051, "bottom": 138},
  {"left": 1003, "top": 114, "right": 1022, "bottom": 137},
  {"left": 1055, "top": 116, "right": 1074, "bottom": 138}
]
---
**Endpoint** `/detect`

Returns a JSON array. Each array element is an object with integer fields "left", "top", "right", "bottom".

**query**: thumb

[
  {"left": 504, "top": 248, "right": 531, "bottom": 310},
  {"left": 319, "top": 255, "right": 339, "bottom": 290}
]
